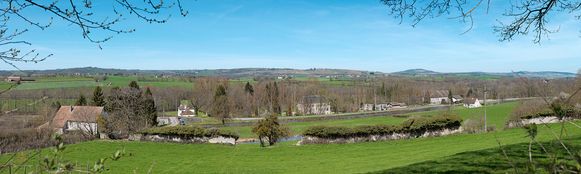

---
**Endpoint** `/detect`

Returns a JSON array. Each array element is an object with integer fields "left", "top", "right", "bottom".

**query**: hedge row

[
  {"left": 519, "top": 108, "right": 580, "bottom": 120},
  {"left": 140, "top": 126, "right": 239, "bottom": 140},
  {"left": 302, "top": 114, "right": 462, "bottom": 139}
]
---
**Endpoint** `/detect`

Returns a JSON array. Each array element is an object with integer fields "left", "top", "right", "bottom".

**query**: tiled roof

[{"left": 51, "top": 106, "right": 103, "bottom": 128}]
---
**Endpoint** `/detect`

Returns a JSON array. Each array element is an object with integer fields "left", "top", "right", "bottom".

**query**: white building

[
  {"left": 463, "top": 98, "right": 482, "bottom": 108},
  {"left": 178, "top": 104, "right": 196, "bottom": 117},
  {"left": 297, "top": 95, "right": 332, "bottom": 115}
]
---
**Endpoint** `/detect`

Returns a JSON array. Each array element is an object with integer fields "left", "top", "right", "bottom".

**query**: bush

[
  {"left": 303, "top": 114, "right": 462, "bottom": 138},
  {"left": 252, "top": 115, "right": 291, "bottom": 147},
  {"left": 140, "top": 126, "right": 239, "bottom": 140},
  {"left": 302, "top": 126, "right": 355, "bottom": 139},
  {"left": 401, "top": 114, "right": 462, "bottom": 134}
]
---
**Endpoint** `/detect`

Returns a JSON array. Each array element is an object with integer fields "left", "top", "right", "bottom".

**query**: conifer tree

[
  {"left": 76, "top": 94, "right": 87, "bottom": 106},
  {"left": 143, "top": 87, "right": 158, "bottom": 126},
  {"left": 92, "top": 86, "right": 106, "bottom": 106}
]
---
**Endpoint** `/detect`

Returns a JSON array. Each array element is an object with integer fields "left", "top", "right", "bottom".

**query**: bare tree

[
  {"left": 380, "top": 0, "right": 581, "bottom": 43},
  {"left": 0, "top": 0, "right": 188, "bottom": 69}
]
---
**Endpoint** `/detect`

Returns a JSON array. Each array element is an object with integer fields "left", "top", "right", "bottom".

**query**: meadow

[
  {"left": 12, "top": 76, "right": 194, "bottom": 90},
  {"left": 3, "top": 121, "right": 579, "bottom": 173},
  {"left": 223, "top": 102, "right": 517, "bottom": 139},
  {"left": 2, "top": 101, "right": 580, "bottom": 173},
  {"left": 8, "top": 75, "right": 364, "bottom": 91}
]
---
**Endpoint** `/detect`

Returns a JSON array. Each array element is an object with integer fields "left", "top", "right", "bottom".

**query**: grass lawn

[{"left": 3, "top": 121, "right": 580, "bottom": 173}]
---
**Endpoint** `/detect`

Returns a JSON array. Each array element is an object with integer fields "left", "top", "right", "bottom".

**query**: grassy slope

[
  {"left": 377, "top": 136, "right": 581, "bottom": 173},
  {"left": 2, "top": 102, "right": 579, "bottom": 173},
  {"left": 5, "top": 122, "right": 578, "bottom": 174}
]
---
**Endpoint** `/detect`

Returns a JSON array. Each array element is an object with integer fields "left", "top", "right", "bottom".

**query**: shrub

[
  {"left": 140, "top": 126, "right": 239, "bottom": 140},
  {"left": 303, "top": 126, "right": 354, "bottom": 139},
  {"left": 303, "top": 114, "right": 462, "bottom": 138},
  {"left": 401, "top": 113, "right": 462, "bottom": 135},
  {"left": 251, "top": 115, "right": 291, "bottom": 147}
]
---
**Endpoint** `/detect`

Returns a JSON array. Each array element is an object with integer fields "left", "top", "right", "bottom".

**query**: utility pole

[{"left": 484, "top": 86, "right": 487, "bottom": 132}]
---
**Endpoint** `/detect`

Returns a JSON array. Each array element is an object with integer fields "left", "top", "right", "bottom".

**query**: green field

[
  {"left": 2, "top": 101, "right": 580, "bottom": 173},
  {"left": 3, "top": 121, "right": 579, "bottom": 173},
  {"left": 7, "top": 75, "right": 364, "bottom": 91},
  {"left": 0, "top": 98, "right": 75, "bottom": 113},
  {"left": 378, "top": 136, "right": 581, "bottom": 173},
  {"left": 224, "top": 116, "right": 408, "bottom": 139},
  {"left": 223, "top": 102, "right": 517, "bottom": 139},
  {"left": 10, "top": 76, "right": 194, "bottom": 90}
]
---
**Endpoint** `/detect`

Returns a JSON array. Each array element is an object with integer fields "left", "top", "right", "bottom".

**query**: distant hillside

[
  {"left": 391, "top": 69, "right": 577, "bottom": 79},
  {"left": 0, "top": 67, "right": 575, "bottom": 79},
  {"left": 0, "top": 67, "right": 376, "bottom": 78},
  {"left": 391, "top": 69, "right": 440, "bottom": 76}
]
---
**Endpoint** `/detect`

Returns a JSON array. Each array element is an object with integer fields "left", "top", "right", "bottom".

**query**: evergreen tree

[
  {"left": 76, "top": 94, "right": 87, "bottom": 106},
  {"left": 448, "top": 90, "right": 453, "bottom": 104},
  {"left": 244, "top": 82, "right": 254, "bottom": 95},
  {"left": 128, "top": 81, "right": 140, "bottom": 90},
  {"left": 211, "top": 85, "right": 229, "bottom": 124},
  {"left": 92, "top": 86, "right": 106, "bottom": 106},
  {"left": 143, "top": 87, "right": 157, "bottom": 126}
]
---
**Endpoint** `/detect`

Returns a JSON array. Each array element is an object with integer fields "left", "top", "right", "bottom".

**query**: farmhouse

[
  {"left": 429, "top": 90, "right": 450, "bottom": 104},
  {"left": 51, "top": 106, "right": 105, "bottom": 135},
  {"left": 178, "top": 104, "right": 196, "bottom": 117},
  {"left": 463, "top": 98, "right": 482, "bottom": 108},
  {"left": 4, "top": 76, "right": 21, "bottom": 83},
  {"left": 297, "top": 95, "right": 332, "bottom": 115}
]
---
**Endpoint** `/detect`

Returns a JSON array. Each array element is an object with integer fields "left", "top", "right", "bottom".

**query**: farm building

[
  {"left": 4, "top": 76, "right": 21, "bottom": 83},
  {"left": 429, "top": 90, "right": 450, "bottom": 104},
  {"left": 360, "top": 103, "right": 391, "bottom": 112},
  {"left": 297, "top": 95, "right": 332, "bottom": 115},
  {"left": 157, "top": 117, "right": 180, "bottom": 126},
  {"left": 178, "top": 104, "right": 196, "bottom": 117},
  {"left": 390, "top": 102, "right": 408, "bottom": 109},
  {"left": 463, "top": 98, "right": 482, "bottom": 108},
  {"left": 51, "top": 106, "right": 105, "bottom": 135},
  {"left": 452, "top": 95, "right": 463, "bottom": 103}
]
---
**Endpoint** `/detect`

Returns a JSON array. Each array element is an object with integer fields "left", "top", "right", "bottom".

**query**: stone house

[
  {"left": 297, "top": 95, "right": 332, "bottom": 115},
  {"left": 51, "top": 106, "right": 105, "bottom": 135}
]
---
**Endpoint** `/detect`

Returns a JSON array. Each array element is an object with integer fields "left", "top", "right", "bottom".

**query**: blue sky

[{"left": 4, "top": 0, "right": 581, "bottom": 73}]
